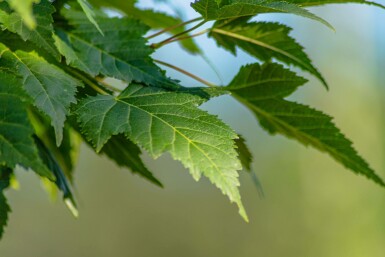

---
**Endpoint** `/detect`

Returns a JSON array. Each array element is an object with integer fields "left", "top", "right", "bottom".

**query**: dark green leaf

[
  {"left": 227, "top": 63, "right": 385, "bottom": 186},
  {"left": 33, "top": 135, "right": 78, "bottom": 217},
  {"left": 210, "top": 20, "right": 327, "bottom": 87},
  {"left": 0, "top": 71, "right": 53, "bottom": 179},
  {"left": 191, "top": 0, "right": 334, "bottom": 29},
  {"left": 0, "top": 0, "right": 60, "bottom": 59},
  {"left": 291, "top": 0, "right": 385, "bottom": 8},
  {"left": 0, "top": 44, "right": 82, "bottom": 146},
  {"left": 101, "top": 135, "right": 163, "bottom": 187},
  {"left": 57, "top": 10, "right": 178, "bottom": 89},
  {"left": 75, "top": 83, "right": 247, "bottom": 220},
  {"left": 235, "top": 136, "right": 252, "bottom": 172},
  {"left": 0, "top": 166, "right": 11, "bottom": 239}
]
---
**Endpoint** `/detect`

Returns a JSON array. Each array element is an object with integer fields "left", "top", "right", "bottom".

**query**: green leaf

[
  {"left": 57, "top": 10, "right": 178, "bottom": 89},
  {"left": 0, "top": 71, "right": 53, "bottom": 179},
  {"left": 210, "top": 20, "right": 327, "bottom": 87},
  {"left": 235, "top": 135, "right": 264, "bottom": 196},
  {"left": 191, "top": 0, "right": 334, "bottom": 30},
  {"left": 290, "top": 0, "right": 385, "bottom": 8},
  {"left": 101, "top": 135, "right": 163, "bottom": 187},
  {"left": 29, "top": 109, "right": 82, "bottom": 181},
  {"left": 88, "top": 0, "right": 201, "bottom": 54},
  {"left": 0, "top": 44, "right": 82, "bottom": 146},
  {"left": 227, "top": 63, "right": 385, "bottom": 186},
  {"left": 0, "top": 0, "right": 60, "bottom": 59},
  {"left": 6, "top": 0, "right": 39, "bottom": 29},
  {"left": 77, "top": 0, "right": 104, "bottom": 35},
  {"left": 0, "top": 166, "right": 11, "bottom": 239},
  {"left": 235, "top": 136, "right": 252, "bottom": 172},
  {"left": 33, "top": 135, "right": 78, "bottom": 217},
  {"left": 227, "top": 62, "right": 307, "bottom": 98},
  {"left": 75, "top": 83, "right": 247, "bottom": 220}
]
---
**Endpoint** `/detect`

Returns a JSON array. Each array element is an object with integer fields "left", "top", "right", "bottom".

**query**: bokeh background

[{"left": 1, "top": 1, "right": 385, "bottom": 256}]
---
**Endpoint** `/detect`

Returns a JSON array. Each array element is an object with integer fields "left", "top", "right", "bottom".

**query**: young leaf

[
  {"left": 33, "top": 136, "right": 78, "bottom": 217},
  {"left": 75, "top": 83, "right": 247, "bottom": 220},
  {"left": 5, "top": 0, "right": 38, "bottom": 29},
  {"left": 191, "top": 0, "right": 334, "bottom": 30},
  {"left": 0, "top": 71, "right": 53, "bottom": 179},
  {"left": 76, "top": 0, "right": 104, "bottom": 35},
  {"left": 210, "top": 20, "right": 327, "bottom": 87},
  {"left": 0, "top": 0, "right": 60, "bottom": 59},
  {"left": 0, "top": 166, "right": 11, "bottom": 239},
  {"left": 0, "top": 44, "right": 82, "bottom": 146},
  {"left": 57, "top": 10, "right": 178, "bottom": 89},
  {"left": 101, "top": 135, "right": 163, "bottom": 187},
  {"left": 227, "top": 63, "right": 385, "bottom": 186}
]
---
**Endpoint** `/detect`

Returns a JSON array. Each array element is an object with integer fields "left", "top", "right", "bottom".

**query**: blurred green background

[{"left": 1, "top": 2, "right": 385, "bottom": 257}]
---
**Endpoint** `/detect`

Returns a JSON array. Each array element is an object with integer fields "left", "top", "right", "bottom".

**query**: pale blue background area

[{"left": 1, "top": 2, "right": 385, "bottom": 257}]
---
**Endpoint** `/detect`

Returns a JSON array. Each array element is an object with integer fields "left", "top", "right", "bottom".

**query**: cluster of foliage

[{"left": 0, "top": 0, "right": 384, "bottom": 239}]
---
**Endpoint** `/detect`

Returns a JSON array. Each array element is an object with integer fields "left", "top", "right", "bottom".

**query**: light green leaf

[
  {"left": 0, "top": 167, "right": 11, "bottom": 239},
  {"left": 101, "top": 135, "right": 163, "bottom": 187},
  {"left": 191, "top": 0, "right": 334, "bottom": 30},
  {"left": 227, "top": 63, "right": 385, "bottom": 186},
  {"left": 77, "top": 0, "right": 104, "bottom": 35},
  {"left": 0, "top": 0, "right": 60, "bottom": 59},
  {"left": 210, "top": 20, "right": 327, "bottom": 87},
  {"left": 57, "top": 10, "right": 178, "bottom": 89},
  {"left": 6, "top": 0, "right": 39, "bottom": 29},
  {"left": 0, "top": 44, "right": 82, "bottom": 146},
  {"left": 0, "top": 71, "right": 53, "bottom": 179},
  {"left": 75, "top": 83, "right": 247, "bottom": 220}
]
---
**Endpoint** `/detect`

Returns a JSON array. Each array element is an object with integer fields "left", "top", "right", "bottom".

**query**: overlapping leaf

[
  {"left": 290, "top": 0, "right": 385, "bottom": 8},
  {"left": 210, "top": 20, "right": 327, "bottom": 87},
  {"left": 227, "top": 63, "right": 385, "bottom": 186},
  {"left": 0, "top": 167, "right": 11, "bottom": 239},
  {"left": 5, "top": 0, "right": 39, "bottom": 29},
  {"left": 0, "top": 71, "right": 52, "bottom": 179},
  {"left": 77, "top": 0, "right": 103, "bottom": 35},
  {"left": 75, "top": 84, "right": 247, "bottom": 220},
  {"left": 0, "top": 44, "right": 81, "bottom": 146},
  {"left": 29, "top": 111, "right": 81, "bottom": 181},
  {"left": 34, "top": 136, "right": 78, "bottom": 217},
  {"left": 101, "top": 135, "right": 163, "bottom": 187},
  {"left": 88, "top": 0, "right": 201, "bottom": 54},
  {"left": 57, "top": 10, "right": 178, "bottom": 89},
  {"left": 191, "top": 0, "right": 333, "bottom": 29},
  {"left": 0, "top": 0, "right": 60, "bottom": 59}
]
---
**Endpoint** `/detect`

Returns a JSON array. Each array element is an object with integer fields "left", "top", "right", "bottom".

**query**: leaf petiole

[
  {"left": 146, "top": 17, "right": 203, "bottom": 39},
  {"left": 154, "top": 59, "right": 216, "bottom": 87},
  {"left": 152, "top": 20, "right": 207, "bottom": 49}
]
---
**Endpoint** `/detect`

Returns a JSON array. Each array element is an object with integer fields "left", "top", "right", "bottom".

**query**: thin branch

[
  {"left": 165, "top": 29, "right": 210, "bottom": 45},
  {"left": 154, "top": 59, "right": 216, "bottom": 88},
  {"left": 146, "top": 17, "right": 203, "bottom": 39},
  {"left": 152, "top": 20, "right": 207, "bottom": 49},
  {"left": 66, "top": 68, "right": 109, "bottom": 95}
]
